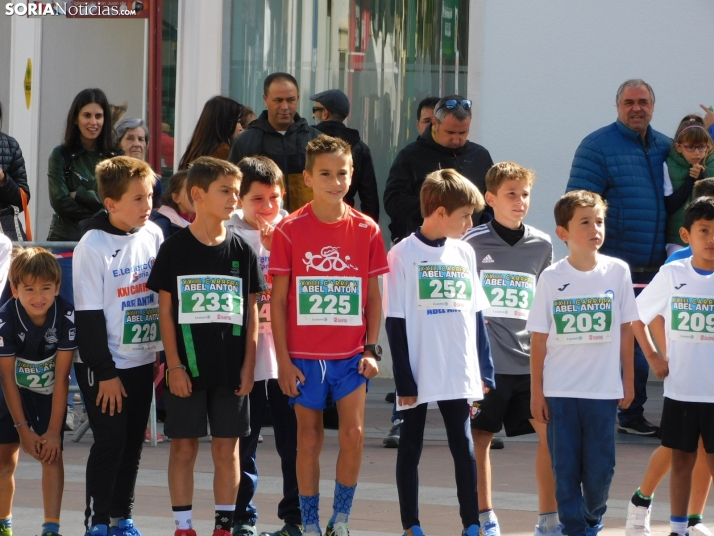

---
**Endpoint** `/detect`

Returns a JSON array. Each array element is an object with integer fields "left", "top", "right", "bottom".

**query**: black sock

[
  {"left": 214, "top": 509, "right": 235, "bottom": 532},
  {"left": 688, "top": 515, "right": 703, "bottom": 527},
  {"left": 631, "top": 490, "right": 652, "bottom": 508}
]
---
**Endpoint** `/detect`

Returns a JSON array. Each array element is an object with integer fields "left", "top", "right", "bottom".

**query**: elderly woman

[{"left": 114, "top": 117, "right": 163, "bottom": 200}]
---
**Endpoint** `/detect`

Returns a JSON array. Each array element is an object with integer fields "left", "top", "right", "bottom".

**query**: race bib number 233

[{"left": 178, "top": 275, "right": 243, "bottom": 325}]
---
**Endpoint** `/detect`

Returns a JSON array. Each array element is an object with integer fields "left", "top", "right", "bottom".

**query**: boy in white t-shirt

[
  {"left": 527, "top": 190, "right": 637, "bottom": 536},
  {"left": 634, "top": 196, "right": 714, "bottom": 536},
  {"left": 225, "top": 156, "right": 301, "bottom": 536},
  {"left": 383, "top": 169, "right": 495, "bottom": 536}
]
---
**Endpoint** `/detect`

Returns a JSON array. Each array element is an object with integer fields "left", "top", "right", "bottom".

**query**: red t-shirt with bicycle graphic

[{"left": 269, "top": 202, "right": 389, "bottom": 360}]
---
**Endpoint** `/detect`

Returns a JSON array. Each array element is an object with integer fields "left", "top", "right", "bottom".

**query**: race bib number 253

[{"left": 481, "top": 270, "right": 535, "bottom": 319}]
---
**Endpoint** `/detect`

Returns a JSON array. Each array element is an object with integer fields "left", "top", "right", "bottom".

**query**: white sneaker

[
  {"left": 690, "top": 523, "right": 714, "bottom": 536},
  {"left": 65, "top": 407, "right": 75, "bottom": 431},
  {"left": 534, "top": 523, "right": 564, "bottom": 536},
  {"left": 625, "top": 501, "right": 651, "bottom": 536}
]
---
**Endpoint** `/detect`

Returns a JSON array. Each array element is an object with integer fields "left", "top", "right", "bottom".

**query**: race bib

[
  {"left": 120, "top": 307, "right": 163, "bottom": 352},
  {"left": 16, "top": 353, "right": 56, "bottom": 394},
  {"left": 416, "top": 263, "right": 473, "bottom": 310},
  {"left": 552, "top": 295, "right": 613, "bottom": 345},
  {"left": 178, "top": 275, "right": 243, "bottom": 325},
  {"left": 481, "top": 270, "right": 536, "bottom": 319},
  {"left": 257, "top": 287, "right": 272, "bottom": 334},
  {"left": 296, "top": 276, "right": 362, "bottom": 326},
  {"left": 670, "top": 295, "right": 714, "bottom": 343}
]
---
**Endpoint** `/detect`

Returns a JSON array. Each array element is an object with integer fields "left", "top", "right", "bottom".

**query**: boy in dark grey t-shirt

[{"left": 462, "top": 162, "right": 558, "bottom": 536}]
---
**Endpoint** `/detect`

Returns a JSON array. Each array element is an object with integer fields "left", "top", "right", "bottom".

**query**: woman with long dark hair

[
  {"left": 47, "top": 88, "right": 118, "bottom": 242},
  {"left": 177, "top": 96, "right": 243, "bottom": 169}
]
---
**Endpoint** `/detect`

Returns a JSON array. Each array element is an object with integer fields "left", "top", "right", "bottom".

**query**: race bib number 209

[{"left": 671, "top": 295, "right": 714, "bottom": 343}]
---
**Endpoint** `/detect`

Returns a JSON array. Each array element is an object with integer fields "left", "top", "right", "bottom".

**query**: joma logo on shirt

[{"left": 303, "top": 246, "right": 357, "bottom": 272}]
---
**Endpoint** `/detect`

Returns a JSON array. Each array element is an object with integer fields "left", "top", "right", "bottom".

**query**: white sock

[
  {"left": 538, "top": 512, "right": 560, "bottom": 533},
  {"left": 670, "top": 516, "right": 688, "bottom": 536},
  {"left": 479, "top": 509, "right": 498, "bottom": 527},
  {"left": 173, "top": 509, "right": 192, "bottom": 530}
]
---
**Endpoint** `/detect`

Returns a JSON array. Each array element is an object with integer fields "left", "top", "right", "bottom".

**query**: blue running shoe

[
  {"left": 462, "top": 525, "right": 480, "bottom": 536},
  {"left": 404, "top": 527, "right": 425, "bottom": 536},
  {"left": 108, "top": 519, "right": 142, "bottom": 536},
  {"left": 87, "top": 525, "right": 109, "bottom": 536}
]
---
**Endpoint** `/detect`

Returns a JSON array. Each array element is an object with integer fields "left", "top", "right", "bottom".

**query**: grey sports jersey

[{"left": 462, "top": 222, "right": 553, "bottom": 375}]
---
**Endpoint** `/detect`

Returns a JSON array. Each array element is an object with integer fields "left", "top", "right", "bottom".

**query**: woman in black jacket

[{"left": 0, "top": 102, "right": 31, "bottom": 210}]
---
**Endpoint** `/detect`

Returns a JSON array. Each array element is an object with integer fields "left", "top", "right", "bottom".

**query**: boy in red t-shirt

[{"left": 270, "top": 134, "right": 389, "bottom": 536}]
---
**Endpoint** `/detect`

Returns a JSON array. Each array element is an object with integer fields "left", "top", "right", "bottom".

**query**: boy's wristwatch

[{"left": 363, "top": 344, "right": 382, "bottom": 361}]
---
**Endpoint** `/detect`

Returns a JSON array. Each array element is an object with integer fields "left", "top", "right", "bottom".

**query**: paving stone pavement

[{"left": 8, "top": 379, "right": 711, "bottom": 535}]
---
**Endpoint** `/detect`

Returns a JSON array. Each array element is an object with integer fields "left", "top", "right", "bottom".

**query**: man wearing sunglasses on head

[{"left": 384, "top": 95, "right": 494, "bottom": 244}]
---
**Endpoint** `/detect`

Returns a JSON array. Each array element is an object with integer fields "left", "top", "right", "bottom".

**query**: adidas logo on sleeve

[{"left": 482, "top": 254, "right": 495, "bottom": 264}]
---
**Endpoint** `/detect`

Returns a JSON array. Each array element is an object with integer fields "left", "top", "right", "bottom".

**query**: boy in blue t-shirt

[{"left": 0, "top": 247, "right": 77, "bottom": 536}]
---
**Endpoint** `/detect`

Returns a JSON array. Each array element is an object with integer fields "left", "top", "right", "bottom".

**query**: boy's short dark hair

[
  {"left": 96, "top": 156, "right": 155, "bottom": 201},
  {"left": 305, "top": 134, "right": 352, "bottom": 172},
  {"left": 420, "top": 168, "right": 485, "bottom": 217},
  {"left": 683, "top": 196, "right": 714, "bottom": 230},
  {"left": 554, "top": 190, "right": 607, "bottom": 229},
  {"left": 694, "top": 178, "right": 714, "bottom": 199},
  {"left": 238, "top": 156, "right": 285, "bottom": 198},
  {"left": 186, "top": 156, "right": 242, "bottom": 198},
  {"left": 9, "top": 247, "right": 61, "bottom": 287},
  {"left": 485, "top": 162, "right": 536, "bottom": 194}
]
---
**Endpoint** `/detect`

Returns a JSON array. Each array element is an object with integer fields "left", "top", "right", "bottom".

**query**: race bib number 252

[{"left": 416, "top": 263, "right": 473, "bottom": 310}]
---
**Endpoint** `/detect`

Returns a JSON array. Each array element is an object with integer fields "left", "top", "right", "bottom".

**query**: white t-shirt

[
  {"left": 226, "top": 215, "right": 285, "bottom": 382},
  {"left": 383, "top": 234, "right": 490, "bottom": 410},
  {"left": 637, "top": 258, "right": 714, "bottom": 402},
  {"left": 73, "top": 222, "right": 164, "bottom": 368},
  {"left": 526, "top": 255, "right": 639, "bottom": 399}
]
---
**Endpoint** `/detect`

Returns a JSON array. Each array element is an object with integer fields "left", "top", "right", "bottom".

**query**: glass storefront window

[{"left": 228, "top": 0, "right": 469, "bottom": 234}]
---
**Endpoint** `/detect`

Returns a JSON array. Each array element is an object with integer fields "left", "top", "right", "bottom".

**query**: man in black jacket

[
  {"left": 384, "top": 95, "right": 494, "bottom": 243},
  {"left": 309, "top": 89, "right": 380, "bottom": 222},
  {"left": 228, "top": 72, "right": 319, "bottom": 212}
]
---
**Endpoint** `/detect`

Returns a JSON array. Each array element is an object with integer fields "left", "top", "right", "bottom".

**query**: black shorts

[
  {"left": 0, "top": 385, "right": 65, "bottom": 446},
  {"left": 661, "top": 397, "right": 714, "bottom": 453},
  {"left": 470, "top": 374, "right": 534, "bottom": 436},
  {"left": 164, "top": 387, "right": 250, "bottom": 439}
]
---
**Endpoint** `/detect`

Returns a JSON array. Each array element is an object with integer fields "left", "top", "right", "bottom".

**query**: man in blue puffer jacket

[{"left": 566, "top": 79, "right": 670, "bottom": 437}]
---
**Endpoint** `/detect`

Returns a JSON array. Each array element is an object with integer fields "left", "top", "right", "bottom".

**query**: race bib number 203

[{"left": 553, "top": 295, "right": 613, "bottom": 345}]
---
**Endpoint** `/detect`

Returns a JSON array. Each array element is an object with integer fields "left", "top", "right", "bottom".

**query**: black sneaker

[
  {"left": 490, "top": 437, "right": 505, "bottom": 449},
  {"left": 385, "top": 391, "right": 395, "bottom": 403},
  {"left": 383, "top": 419, "right": 401, "bottom": 448},
  {"left": 618, "top": 416, "right": 660, "bottom": 437}
]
